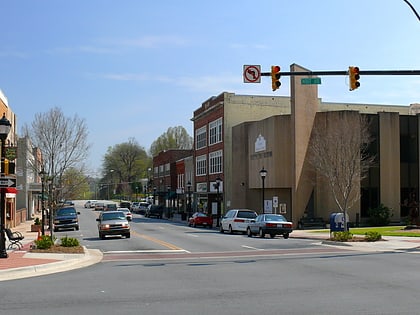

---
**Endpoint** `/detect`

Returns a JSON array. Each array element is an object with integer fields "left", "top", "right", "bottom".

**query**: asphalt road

[{"left": 2, "top": 202, "right": 420, "bottom": 314}]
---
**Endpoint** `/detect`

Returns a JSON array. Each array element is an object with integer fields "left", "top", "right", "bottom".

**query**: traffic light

[
  {"left": 349, "top": 66, "right": 360, "bottom": 91},
  {"left": 271, "top": 65, "right": 281, "bottom": 91}
]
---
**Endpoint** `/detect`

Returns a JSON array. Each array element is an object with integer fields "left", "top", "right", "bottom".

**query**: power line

[{"left": 403, "top": 0, "right": 420, "bottom": 22}]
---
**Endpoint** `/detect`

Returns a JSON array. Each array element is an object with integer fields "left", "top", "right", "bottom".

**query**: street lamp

[
  {"left": 260, "top": 167, "right": 267, "bottom": 214},
  {"left": 214, "top": 177, "right": 222, "bottom": 227},
  {"left": 153, "top": 186, "right": 157, "bottom": 205},
  {"left": 39, "top": 166, "right": 47, "bottom": 236},
  {"left": 0, "top": 113, "right": 11, "bottom": 258},
  {"left": 186, "top": 181, "right": 192, "bottom": 217}
]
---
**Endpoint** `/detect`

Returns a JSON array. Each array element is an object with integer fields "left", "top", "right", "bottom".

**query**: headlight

[{"left": 100, "top": 224, "right": 110, "bottom": 230}]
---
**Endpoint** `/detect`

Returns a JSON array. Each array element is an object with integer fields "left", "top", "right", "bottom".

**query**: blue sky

[{"left": 0, "top": 1, "right": 419, "bottom": 175}]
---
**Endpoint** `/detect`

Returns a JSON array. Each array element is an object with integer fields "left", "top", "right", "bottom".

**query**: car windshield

[
  {"left": 196, "top": 212, "right": 207, "bottom": 217},
  {"left": 56, "top": 208, "right": 76, "bottom": 216},
  {"left": 101, "top": 212, "right": 126, "bottom": 221},
  {"left": 264, "top": 214, "right": 286, "bottom": 222},
  {"left": 237, "top": 211, "right": 257, "bottom": 219}
]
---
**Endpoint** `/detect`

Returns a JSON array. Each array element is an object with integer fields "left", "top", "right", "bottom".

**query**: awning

[{"left": 2, "top": 187, "right": 18, "bottom": 194}]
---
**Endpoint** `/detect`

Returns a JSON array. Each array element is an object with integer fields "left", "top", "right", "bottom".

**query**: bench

[
  {"left": 5, "top": 228, "right": 24, "bottom": 250},
  {"left": 297, "top": 217, "right": 326, "bottom": 230}
]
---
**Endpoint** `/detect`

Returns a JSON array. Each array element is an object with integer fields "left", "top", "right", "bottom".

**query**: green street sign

[{"left": 301, "top": 78, "right": 321, "bottom": 85}]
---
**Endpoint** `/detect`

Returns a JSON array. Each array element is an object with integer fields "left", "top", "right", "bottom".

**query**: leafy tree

[
  {"left": 308, "top": 112, "right": 375, "bottom": 232},
  {"left": 149, "top": 126, "right": 193, "bottom": 157},
  {"left": 102, "top": 138, "right": 150, "bottom": 198},
  {"left": 22, "top": 107, "right": 90, "bottom": 203},
  {"left": 61, "top": 167, "right": 90, "bottom": 200}
]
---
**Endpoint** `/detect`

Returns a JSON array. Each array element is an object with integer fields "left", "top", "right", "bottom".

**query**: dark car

[
  {"left": 188, "top": 212, "right": 213, "bottom": 228},
  {"left": 53, "top": 207, "right": 80, "bottom": 232},
  {"left": 96, "top": 210, "right": 130, "bottom": 239},
  {"left": 145, "top": 205, "right": 164, "bottom": 219},
  {"left": 246, "top": 214, "right": 293, "bottom": 239},
  {"left": 120, "top": 201, "right": 132, "bottom": 210}
]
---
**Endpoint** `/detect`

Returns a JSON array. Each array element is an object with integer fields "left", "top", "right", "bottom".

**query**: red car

[{"left": 188, "top": 212, "right": 213, "bottom": 228}]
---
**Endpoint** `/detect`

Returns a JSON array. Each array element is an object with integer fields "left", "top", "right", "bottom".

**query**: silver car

[
  {"left": 220, "top": 209, "right": 257, "bottom": 234},
  {"left": 247, "top": 214, "right": 293, "bottom": 239},
  {"left": 96, "top": 210, "right": 130, "bottom": 239}
]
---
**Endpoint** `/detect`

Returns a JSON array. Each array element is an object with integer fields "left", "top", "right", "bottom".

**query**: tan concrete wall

[{"left": 379, "top": 112, "right": 401, "bottom": 221}]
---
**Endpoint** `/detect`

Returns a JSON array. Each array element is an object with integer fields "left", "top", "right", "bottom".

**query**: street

[{"left": 2, "top": 203, "right": 420, "bottom": 314}]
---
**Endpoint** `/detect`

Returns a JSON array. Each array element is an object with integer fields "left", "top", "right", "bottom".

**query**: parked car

[
  {"left": 246, "top": 214, "right": 293, "bottom": 239},
  {"left": 188, "top": 212, "right": 213, "bottom": 228},
  {"left": 84, "top": 200, "right": 97, "bottom": 208},
  {"left": 131, "top": 202, "right": 140, "bottom": 212},
  {"left": 145, "top": 205, "right": 164, "bottom": 219},
  {"left": 96, "top": 210, "right": 130, "bottom": 239},
  {"left": 94, "top": 202, "right": 105, "bottom": 211},
  {"left": 138, "top": 202, "right": 151, "bottom": 215},
  {"left": 220, "top": 209, "right": 258, "bottom": 234},
  {"left": 53, "top": 207, "right": 80, "bottom": 232},
  {"left": 118, "top": 207, "right": 133, "bottom": 221}
]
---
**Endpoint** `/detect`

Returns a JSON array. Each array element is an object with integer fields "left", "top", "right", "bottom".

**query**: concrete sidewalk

[
  {"left": 1, "top": 219, "right": 420, "bottom": 281},
  {"left": 0, "top": 218, "right": 102, "bottom": 281}
]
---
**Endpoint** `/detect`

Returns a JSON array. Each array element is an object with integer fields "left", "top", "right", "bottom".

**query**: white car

[
  {"left": 220, "top": 209, "right": 258, "bottom": 234},
  {"left": 118, "top": 207, "right": 133, "bottom": 221},
  {"left": 84, "top": 200, "right": 97, "bottom": 208}
]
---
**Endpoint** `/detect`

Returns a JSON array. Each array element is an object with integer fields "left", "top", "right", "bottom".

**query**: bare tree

[
  {"left": 150, "top": 126, "right": 193, "bottom": 157},
  {"left": 308, "top": 111, "right": 375, "bottom": 231},
  {"left": 22, "top": 107, "right": 90, "bottom": 202}
]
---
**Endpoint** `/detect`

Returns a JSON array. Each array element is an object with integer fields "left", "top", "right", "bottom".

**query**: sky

[{"left": 0, "top": 0, "right": 419, "bottom": 176}]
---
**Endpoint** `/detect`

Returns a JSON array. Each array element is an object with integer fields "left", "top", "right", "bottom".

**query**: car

[
  {"left": 118, "top": 207, "right": 133, "bottom": 221},
  {"left": 145, "top": 205, "right": 164, "bottom": 219},
  {"left": 246, "top": 214, "right": 293, "bottom": 239},
  {"left": 96, "top": 210, "right": 130, "bottom": 239},
  {"left": 53, "top": 207, "right": 80, "bottom": 232},
  {"left": 220, "top": 209, "right": 258, "bottom": 234},
  {"left": 94, "top": 202, "right": 105, "bottom": 211},
  {"left": 138, "top": 202, "right": 151, "bottom": 215},
  {"left": 84, "top": 200, "right": 97, "bottom": 208},
  {"left": 104, "top": 203, "right": 117, "bottom": 211},
  {"left": 131, "top": 202, "right": 140, "bottom": 212},
  {"left": 188, "top": 212, "right": 213, "bottom": 228},
  {"left": 120, "top": 201, "right": 132, "bottom": 210}
]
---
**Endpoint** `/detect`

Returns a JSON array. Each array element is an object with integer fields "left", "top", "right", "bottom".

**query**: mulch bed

[{"left": 30, "top": 245, "right": 85, "bottom": 254}]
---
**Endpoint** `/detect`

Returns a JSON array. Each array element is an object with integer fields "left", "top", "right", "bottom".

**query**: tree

[
  {"left": 102, "top": 138, "right": 150, "bottom": 199},
  {"left": 308, "top": 112, "right": 375, "bottom": 231},
  {"left": 22, "top": 107, "right": 90, "bottom": 203},
  {"left": 149, "top": 126, "right": 193, "bottom": 157}
]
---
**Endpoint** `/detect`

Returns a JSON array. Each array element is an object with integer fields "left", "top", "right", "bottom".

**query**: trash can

[{"left": 329, "top": 212, "right": 350, "bottom": 233}]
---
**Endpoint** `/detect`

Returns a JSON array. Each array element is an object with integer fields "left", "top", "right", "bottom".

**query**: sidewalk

[
  {"left": 1, "top": 220, "right": 420, "bottom": 281},
  {"left": 0, "top": 219, "right": 102, "bottom": 281}
]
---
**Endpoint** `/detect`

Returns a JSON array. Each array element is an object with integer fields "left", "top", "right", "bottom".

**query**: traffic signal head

[
  {"left": 349, "top": 66, "right": 360, "bottom": 91},
  {"left": 271, "top": 65, "right": 281, "bottom": 91}
]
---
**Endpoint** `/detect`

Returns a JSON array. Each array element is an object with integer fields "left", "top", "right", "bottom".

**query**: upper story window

[
  {"left": 196, "top": 155, "right": 207, "bottom": 176},
  {"left": 209, "top": 118, "right": 222, "bottom": 145},
  {"left": 196, "top": 126, "right": 207, "bottom": 150},
  {"left": 209, "top": 150, "right": 222, "bottom": 174},
  {"left": 165, "top": 163, "right": 170, "bottom": 176}
]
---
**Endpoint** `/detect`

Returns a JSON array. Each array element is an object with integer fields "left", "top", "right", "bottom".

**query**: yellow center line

[{"left": 132, "top": 230, "right": 184, "bottom": 250}]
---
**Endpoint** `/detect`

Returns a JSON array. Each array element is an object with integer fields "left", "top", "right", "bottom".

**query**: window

[
  {"left": 196, "top": 155, "right": 207, "bottom": 176},
  {"left": 196, "top": 126, "right": 207, "bottom": 149},
  {"left": 209, "top": 118, "right": 222, "bottom": 145},
  {"left": 209, "top": 150, "right": 222, "bottom": 174}
]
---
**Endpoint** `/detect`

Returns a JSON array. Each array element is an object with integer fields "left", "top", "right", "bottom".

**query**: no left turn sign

[{"left": 243, "top": 65, "right": 261, "bottom": 83}]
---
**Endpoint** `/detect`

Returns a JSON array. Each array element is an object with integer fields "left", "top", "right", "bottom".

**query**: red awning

[{"left": 2, "top": 187, "right": 17, "bottom": 194}]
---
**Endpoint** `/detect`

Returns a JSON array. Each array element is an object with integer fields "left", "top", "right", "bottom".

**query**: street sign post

[{"left": 0, "top": 178, "right": 16, "bottom": 188}]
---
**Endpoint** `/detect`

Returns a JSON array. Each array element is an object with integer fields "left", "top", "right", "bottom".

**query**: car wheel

[
  {"left": 53, "top": 228, "right": 58, "bottom": 232},
  {"left": 75, "top": 226, "right": 79, "bottom": 231},
  {"left": 208, "top": 224, "right": 213, "bottom": 229},
  {"left": 283, "top": 233, "right": 289, "bottom": 239},
  {"left": 259, "top": 228, "right": 265, "bottom": 238},
  {"left": 270, "top": 233, "right": 276, "bottom": 238},
  {"left": 99, "top": 233, "right": 105, "bottom": 240},
  {"left": 219, "top": 225, "right": 224, "bottom": 233},
  {"left": 247, "top": 227, "right": 253, "bottom": 237},
  {"left": 126, "top": 233, "right": 131, "bottom": 238},
  {"left": 193, "top": 222, "right": 197, "bottom": 228},
  {"left": 228, "top": 225, "right": 234, "bottom": 234}
]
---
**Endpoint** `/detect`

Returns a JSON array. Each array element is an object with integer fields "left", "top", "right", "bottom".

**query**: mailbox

[{"left": 329, "top": 212, "right": 349, "bottom": 232}]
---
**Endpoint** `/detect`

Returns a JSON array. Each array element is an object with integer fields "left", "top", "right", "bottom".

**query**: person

[{"left": 408, "top": 193, "right": 419, "bottom": 225}]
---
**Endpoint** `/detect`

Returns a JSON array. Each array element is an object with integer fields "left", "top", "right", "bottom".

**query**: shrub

[
  {"left": 365, "top": 231, "right": 382, "bottom": 242},
  {"left": 34, "top": 217, "right": 41, "bottom": 225},
  {"left": 331, "top": 231, "right": 353, "bottom": 241},
  {"left": 60, "top": 236, "right": 80, "bottom": 247},
  {"left": 367, "top": 204, "right": 392, "bottom": 226},
  {"left": 34, "top": 235, "right": 55, "bottom": 249}
]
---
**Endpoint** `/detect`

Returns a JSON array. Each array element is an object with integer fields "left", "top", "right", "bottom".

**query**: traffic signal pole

[{"left": 261, "top": 69, "right": 420, "bottom": 77}]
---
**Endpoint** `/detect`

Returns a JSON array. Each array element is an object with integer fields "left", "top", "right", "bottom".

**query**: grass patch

[{"left": 309, "top": 226, "right": 420, "bottom": 237}]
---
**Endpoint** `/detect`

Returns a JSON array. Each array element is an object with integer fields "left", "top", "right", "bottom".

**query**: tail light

[
  {"left": 265, "top": 223, "right": 277, "bottom": 228},
  {"left": 234, "top": 219, "right": 245, "bottom": 223}
]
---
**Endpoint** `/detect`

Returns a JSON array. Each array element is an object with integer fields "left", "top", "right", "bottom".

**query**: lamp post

[
  {"left": 260, "top": 167, "right": 267, "bottom": 214},
  {"left": 186, "top": 181, "right": 192, "bottom": 218},
  {"left": 153, "top": 186, "right": 157, "bottom": 205},
  {"left": 167, "top": 186, "right": 171, "bottom": 217},
  {"left": 0, "top": 114, "right": 11, "bottom": 258},
  {"left": 39, "top": 166, "right": 46, "bottom": 236},
  {"left": 214, "top": 177, "right": 221, "bottom": 227}
]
